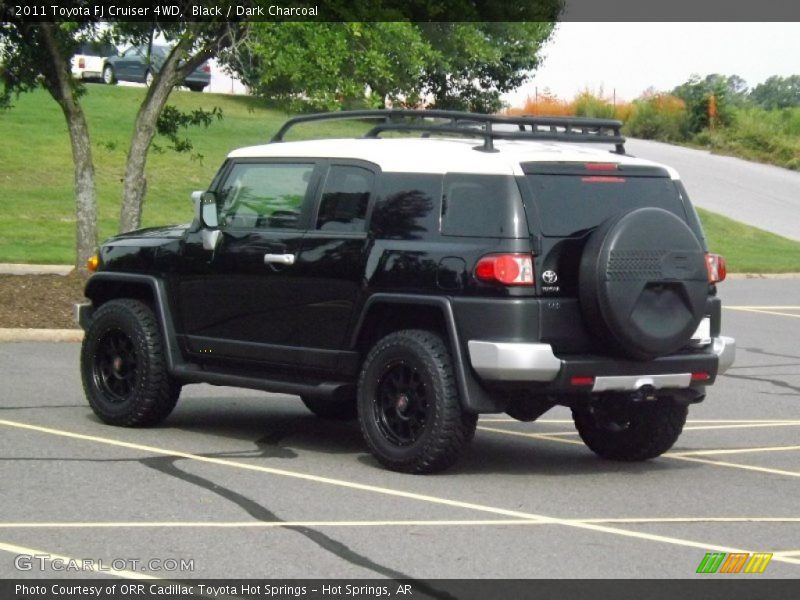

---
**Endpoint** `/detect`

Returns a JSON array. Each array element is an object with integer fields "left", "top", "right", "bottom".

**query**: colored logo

[{"left": 696, "top": 552, "right": 773, "bottom": 574}]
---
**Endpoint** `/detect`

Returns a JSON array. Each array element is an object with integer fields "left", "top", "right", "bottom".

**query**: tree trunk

[
  {"left": 118, "top": 39, "right": 211, "bottom": 233},
  {"left": 39, "top": 24, "right": 97, "bottom": 273}
]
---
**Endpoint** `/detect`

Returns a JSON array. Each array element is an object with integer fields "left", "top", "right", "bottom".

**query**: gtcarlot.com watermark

[{"left": 14, "top": 553, "right": 195, "bottom": 573}]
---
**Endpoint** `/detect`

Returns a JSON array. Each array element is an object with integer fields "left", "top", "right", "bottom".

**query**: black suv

[{"left": 76, "top": 110, "right": 735, "bottom": 473}]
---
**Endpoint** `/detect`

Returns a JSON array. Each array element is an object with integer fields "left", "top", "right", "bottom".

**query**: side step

[{"left": 171, "top": 365, "right": 354, "bottom": 399}]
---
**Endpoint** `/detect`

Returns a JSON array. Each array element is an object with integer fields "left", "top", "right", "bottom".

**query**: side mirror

[
  {"left": 191, "top": 190, "right": 219, "bottom": 228},
  {"left": 191, "top": 190, "right": 221, "bottom": 251}
]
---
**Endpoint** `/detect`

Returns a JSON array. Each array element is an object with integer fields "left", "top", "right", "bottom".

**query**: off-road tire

[
  {"left": 81, "top": 299, "right": 180, "bottom": 427},
  {"left": 301, "top": 394, "right": 357, "bottom": 420},
  {"left": 357, "top": 329, "right": 477, "bottom": 474},
  {"left": 572, "top": 398, "right": 687, "bottom": 461}
]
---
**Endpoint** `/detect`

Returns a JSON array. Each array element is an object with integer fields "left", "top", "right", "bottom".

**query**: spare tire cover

[{"left": 579, "top": 207, "right": 708, "bottom": 361}]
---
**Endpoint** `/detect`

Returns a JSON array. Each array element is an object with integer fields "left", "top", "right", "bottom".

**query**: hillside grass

[{"left": 2, "top": 84, "right": 800, "bottom": 271}]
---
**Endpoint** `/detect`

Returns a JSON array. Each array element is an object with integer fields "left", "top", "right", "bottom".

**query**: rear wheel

[
  {"left": 81, "top": 299, "right": 180, "bottom": 427},
  {"left": 102, "top": 64, "right": 115, "bottom": 85},
  {"left": 357, "top": 330, "right": 477, "bottom": 474},
  {"left": 572, "top": 396, "right": 687, "bottom": 461},
  {"left": 188, "top": 84, "right": 205, "bottom": 93}
]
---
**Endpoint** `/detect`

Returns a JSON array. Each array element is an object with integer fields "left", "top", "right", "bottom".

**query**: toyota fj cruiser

[{"left": 76, "top": 110, "right": 735, "bottom": 473}]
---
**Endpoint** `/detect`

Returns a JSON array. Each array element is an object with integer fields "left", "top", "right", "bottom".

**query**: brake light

[
  {"left": 691, "top": 372, "right": 711, "bottom": 382},
  {"left": 202, "top": 64, "right": 211, "bottom": 73},
  {"left": 78, "top": 57, "right": 85, "bottom": 69},
  {"left": 581, "top": 176, "right": 625, "bottom": 183},
  {"left": 585, "top": 163, "right": 618, "bottom": 171},
  {"left": 570, "top": 376, "right": 595, "bottom": 386},
  {"left": 705, "top": 253, "right": 727, "bottom": 284},
  {"left": 475, "top": 254, "right": 534, "bottom": 286}
]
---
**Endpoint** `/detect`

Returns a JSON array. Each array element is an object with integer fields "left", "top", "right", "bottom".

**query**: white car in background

[{"left": 70, "top": 41, "right": 118, "bottom": 81}]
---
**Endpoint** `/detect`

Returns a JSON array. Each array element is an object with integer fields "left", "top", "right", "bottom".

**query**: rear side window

[
  {"left": 316, "top": 165, "right": 373, "bottom": 232},
  {"left": 370, "top": 173, "right": 441, "bottom": 240},
  {"left": 441, "top": 174, "right": 526, "bottom": 238},
  {"left": 525, "top": 174, "right": 689, "bottom": 237}
]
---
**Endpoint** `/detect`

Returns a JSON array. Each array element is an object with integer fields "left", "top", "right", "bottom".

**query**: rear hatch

[
  {"left": 521, "top": 162, "right": 704, "bottom": 297},
  {"left": 519, "top": 161, "right": 708, "bottom": 354}
]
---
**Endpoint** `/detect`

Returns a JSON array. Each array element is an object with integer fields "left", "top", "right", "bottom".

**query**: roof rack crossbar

[{"left": 270, "top": 109, "right": 626, "bottom": 154}]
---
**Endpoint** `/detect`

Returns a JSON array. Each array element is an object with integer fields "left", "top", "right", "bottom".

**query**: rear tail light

[
  {"left": 202, "top": 64, "right": 211, "bottom": 73},
  {"left": 705, "top": 253, "right": 727, "bottom": 284},
  {"left": 78, "top": 57, "right": 85, "bottom": 69},
  {"left": 570, "top": 376, "right": 595, "bottom": 387},
  {"left": 475, "top": 254, "right": 534, "bottom": 286}
]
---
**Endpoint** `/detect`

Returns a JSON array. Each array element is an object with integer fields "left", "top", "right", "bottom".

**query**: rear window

[{"left": 525, "top": 174, "right": 689, "bottom": 237}]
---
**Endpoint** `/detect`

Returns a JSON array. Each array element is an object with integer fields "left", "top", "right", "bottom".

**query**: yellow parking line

[
  {"left": 725, "top": 307, "right": 800, "bottom": 319},
  {"left": 478, "top": 423, "right": 800, "bottom": 480},
  {"left": 682, "top": 422, "right": 800, "bottom": 432},
  {"left": 667, "top": 455, "right": 800, "bottom": 478},
  {"left": 0, "top": 541, "right": 159, "bottom": 579},
  {"left": 726, "top": 306, "right": 800, "bottom": 310},
  {"left": 477, "top": 425, "right": 584, "bottom": 445},
  {"left": 0, "top": 519, "right": 543, "bottom": 529},
  {"left": 670, "top": 445, "right": 800, "bottom": 457},
  {"left": 2, "top": 517, "right": 800, "bottom": 528},
  {"left": 4, "top": 419, "right": 799, "bottom": 567}
]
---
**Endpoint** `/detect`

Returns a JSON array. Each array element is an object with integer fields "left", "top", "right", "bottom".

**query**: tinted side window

[
  {"left": 441, "top": 173, "right": 526, "bottom": 238},
  {"left": 218, "top": 162, "right": 315, "bottom": 230},
  {"left": 316, "top": 165, "right": 373, "bottom": 232},
  {"left": 371, "top": 173, "right": 441, "bottom": 240}
]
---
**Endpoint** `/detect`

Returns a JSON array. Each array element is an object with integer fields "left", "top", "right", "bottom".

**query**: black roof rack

[{"left": 270, "top": 109, "right": 626, "bottom": 154}]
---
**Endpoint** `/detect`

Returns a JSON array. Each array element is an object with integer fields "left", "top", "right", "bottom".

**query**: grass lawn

[{"left": 2, "top": 85, "right": 799, "bottom": 271}]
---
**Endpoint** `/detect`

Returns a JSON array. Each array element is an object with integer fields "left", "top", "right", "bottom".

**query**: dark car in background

[{"left": 102, "top": 44, "right": 211, "bottom": 92}]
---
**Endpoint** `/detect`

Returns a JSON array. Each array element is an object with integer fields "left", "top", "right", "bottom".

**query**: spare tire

[{"left": 579, "top": 207, "right": 708, "bottom": 361}]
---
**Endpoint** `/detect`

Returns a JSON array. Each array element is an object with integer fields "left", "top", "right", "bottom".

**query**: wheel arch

[
  {"left": 84, "top": 273, "right": 183, "bottom": 371},
  {"left": 350, "top": 294, "right": 502, "bottom": 413}
]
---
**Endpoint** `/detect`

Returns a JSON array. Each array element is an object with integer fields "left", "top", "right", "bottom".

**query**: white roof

[{"left": 227, "top": 137, "right": 681, "bottom": 179}]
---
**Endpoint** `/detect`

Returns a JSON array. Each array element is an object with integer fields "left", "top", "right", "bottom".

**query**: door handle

[{"left": 264, "top": 253, "right": 295, "bottom": 265}]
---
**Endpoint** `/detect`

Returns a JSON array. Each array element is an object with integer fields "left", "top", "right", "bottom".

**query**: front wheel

[
  {"left": 357, "top": 329, "right": 477, "bottom": 474},
  {"left": 572, "top": 397, "right": 687, "bottom": 461},
  {"left": 80, "top": 299, "right": 180, "bottom": 427}
]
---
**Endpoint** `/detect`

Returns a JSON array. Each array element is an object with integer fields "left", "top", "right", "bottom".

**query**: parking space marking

[
  {"left": 477, "top": 425, "right": 584, "bottom": 445},
  {"left": 1, "top": 517, "right": 800, "bottom": 528},
  {"left": 775, "top": 551, "right": 800, "bottom": 558},
  {"left": 478, "top": 424, "right": 800, "bottom": 479},
  {"left": 666, "top": 455, "right": 800, "bottom": 479},
  {"left": 725, "top": 307, "right": 800, "bottom": 319},
  {"left": 4, "top": 418, "right": 800, "bottom": 567},
  {"left": 670, "top": 445, "right": 800, "bottom": 457},
  {"left": 681, "top": 422, "right": 800, "bottom": 432},
  {"left": 0, "top": 541, "right": 159, "bottom": 579}
]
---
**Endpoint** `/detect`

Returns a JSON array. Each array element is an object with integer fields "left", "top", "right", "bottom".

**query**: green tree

[
  {"left": 1, "top": 21, "right": 98, "bottom": 271},
  {"left": 229, "top": 22, "right": 432, "bottom": 111},
  {"left": 225, "top": 19, "right": 556, "bottom": 114},
  {"left": 673, "top": 74, "right": 737, "bottom": 133},
  {"left": 417, "top": 22, "right": 555, "bottom": 113},
  {"left": 109, "top": 17, "right": 247, "bottom": 232},
  {"left": 750, "top": 75, "right": 800, "bottom": 109}
]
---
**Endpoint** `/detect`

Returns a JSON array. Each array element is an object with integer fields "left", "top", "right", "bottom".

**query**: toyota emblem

[{"left": 542, "top": 270, "right": 558, "bottom": 284}]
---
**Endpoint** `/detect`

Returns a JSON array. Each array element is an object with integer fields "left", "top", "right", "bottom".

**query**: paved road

[
  {"left": 626, "top": 138, "right": 800, "bottom": 241},
  {"left": 0, "top": 280, "right": 798, "bottom": 584}
]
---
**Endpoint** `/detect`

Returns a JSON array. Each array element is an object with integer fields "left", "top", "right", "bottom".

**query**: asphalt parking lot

[{"left": 0, "top": 278, "right": 798, "bottom": 583}]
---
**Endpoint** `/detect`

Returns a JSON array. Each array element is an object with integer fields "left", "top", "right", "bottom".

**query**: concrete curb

[
  {"left": 0, "top": 328, "right": 83, "bottom": 342},
  {"left": 0, "top": 264, "right": 74, "bottom": 275}
]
